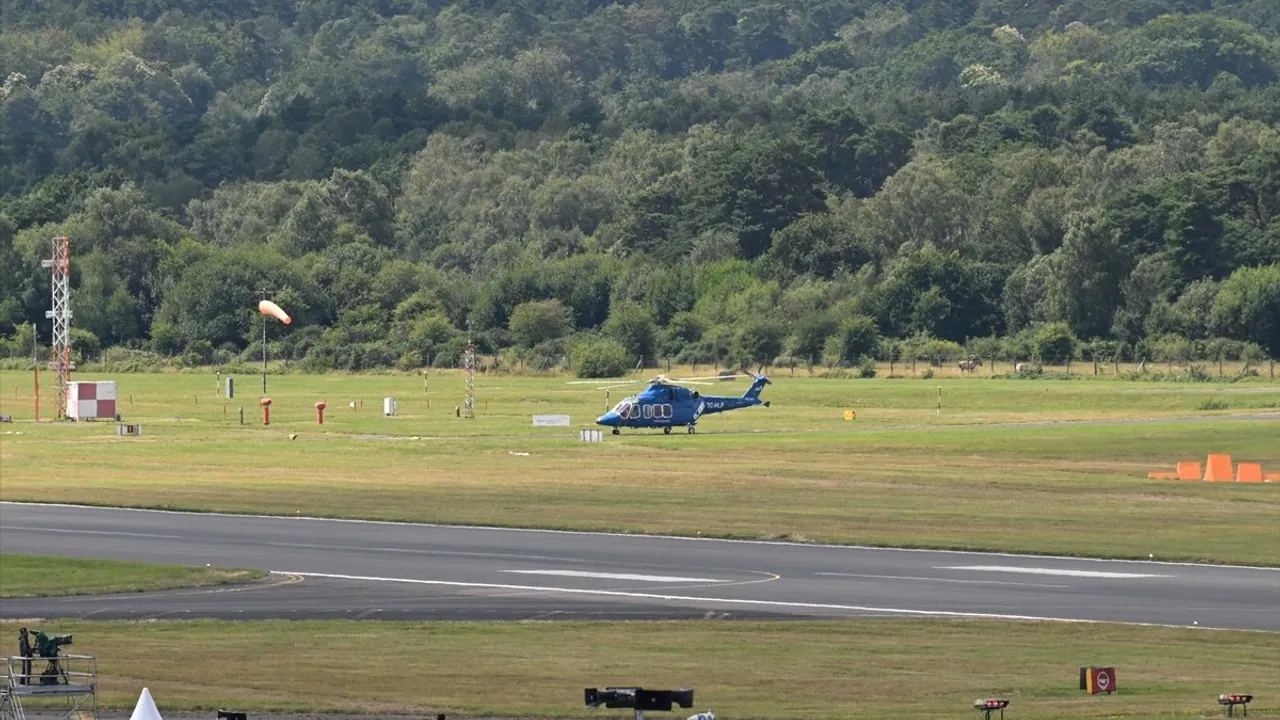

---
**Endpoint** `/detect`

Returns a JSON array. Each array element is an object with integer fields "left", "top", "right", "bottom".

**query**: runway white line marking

[
  {"left": 262, "top": 540, "right": 578, "bottom": 563},
  {"left": 0, "top": 525, "right": 182, "bottom": 539},
  {"left": 503, "top": 570, "right": 723, "bottom": 583},
  {"left": 940, "top": 565, "right": 1173, "bottom": 579},
  {"left": 270, "top": 570, "right": 1255, "bottom": 630},
  {"left": 815, "top": 572, "right": 1068, "bottom": 588}
]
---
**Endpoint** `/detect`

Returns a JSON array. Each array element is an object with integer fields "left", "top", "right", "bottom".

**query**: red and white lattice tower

[
  {"left": 41, "top": 236, "right": 72, "bottom": 420},
  {"left": 462, "top": 334, "right": 475, "bottom": 418}
]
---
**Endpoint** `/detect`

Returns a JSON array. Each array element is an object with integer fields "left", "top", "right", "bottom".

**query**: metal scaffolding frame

[{"left": 1, "top": 653, "right": 97, "bottom": 720}]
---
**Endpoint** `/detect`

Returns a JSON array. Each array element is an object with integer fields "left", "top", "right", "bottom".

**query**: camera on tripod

[
  {"left": 37, "top": 632, "right": 73, "bottom": 657},
  {"left": 33, "top": 631, "right": 74, "bottom": 686}
]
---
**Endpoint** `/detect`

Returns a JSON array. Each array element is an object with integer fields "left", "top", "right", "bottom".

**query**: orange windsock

[{"left": 258, "top": 299, "right": 292, "bottom": 324}]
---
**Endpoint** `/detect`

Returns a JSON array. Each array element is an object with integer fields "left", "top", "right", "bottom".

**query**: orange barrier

[
  {"left": 1176, "top": 461, "right": 1202, "bottom": 480},
  {"left": 1203, "top": 454, "right": 1233, "bottom": 482},
  {"left": 1149, "top": 456, "right": 1277, "bottom": 482},
  {"left": 1236, "top": 462, "right": 1263, "bottom": 483}
]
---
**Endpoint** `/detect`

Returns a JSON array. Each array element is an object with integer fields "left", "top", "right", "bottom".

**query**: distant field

[
  {"left": 2, "top": 370, "right": 1277, "bottom": 565},
  {"left": 1, "top": 617, "right": 1276, "bottom": 720},
  {"left": 0, "top": 554, "right": 265, "bottom": 598}
]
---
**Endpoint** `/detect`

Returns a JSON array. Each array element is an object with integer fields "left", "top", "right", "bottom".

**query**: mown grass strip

[
  {"left": 1, "top": 619, "right": 1275, "bottom": 719},
  {"left": 0, "top": 554, "right": 265, "bottom": 598},
  {"left": 2, "top": 372, "right": 1277, "bottom": 565}
]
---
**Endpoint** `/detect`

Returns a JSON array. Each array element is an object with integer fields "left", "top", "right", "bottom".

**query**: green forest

[{"left": 1, "top": 0, "right": 1278, "bottom": 377}]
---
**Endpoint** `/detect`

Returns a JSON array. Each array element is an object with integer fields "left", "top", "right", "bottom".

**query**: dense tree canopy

[{"left": 2, "top": 0, "right": 1278, "bottom": 373}]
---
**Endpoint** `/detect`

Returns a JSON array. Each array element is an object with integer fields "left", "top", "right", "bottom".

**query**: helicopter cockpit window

[{"left": 612, "top": 399, "right": 639, "bottom": 419}]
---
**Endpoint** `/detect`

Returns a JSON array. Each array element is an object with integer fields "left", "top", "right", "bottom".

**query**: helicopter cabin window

[{"left": 612, "top": 399, "right": 641, "bottom": 420}]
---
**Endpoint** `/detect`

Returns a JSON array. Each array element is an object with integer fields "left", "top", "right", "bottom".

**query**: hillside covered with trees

[{"left": 1, "top": 0, "right": 1278, "bottom": 376}]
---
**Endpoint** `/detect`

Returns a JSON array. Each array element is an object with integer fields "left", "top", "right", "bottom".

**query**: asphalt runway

[{"left": 1, "top": 503, "right": 1277, "bottom": 631}]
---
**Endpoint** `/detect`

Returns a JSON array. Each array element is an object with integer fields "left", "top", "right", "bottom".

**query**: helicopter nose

[{"left": 596, "top": 412, "right": 618, "bottom": 426}]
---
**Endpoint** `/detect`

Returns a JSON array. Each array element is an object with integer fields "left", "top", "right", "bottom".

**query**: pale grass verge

[
  {"left": 0, "top": 554, "right": 265, "bottom": 598},
  {"left": 2, "top": 372, "right": 1277, "bottom": 565},
  {"left": 2, "top": 421, "right": 1277, "bottom": 565},
  {"left": 1, "top": 619, "right": 1276, "bottom": 720}
]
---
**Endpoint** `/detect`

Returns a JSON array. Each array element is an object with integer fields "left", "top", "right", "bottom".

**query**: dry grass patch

[
  {"left": 2, "top": 372, "right": 1277, "bottom": 564},
  {"left": 1, "top": 619, "right": 1276, "bottom": 719},
  {"left": 0, "top": 555, "right": 264, "bottom": 598}
]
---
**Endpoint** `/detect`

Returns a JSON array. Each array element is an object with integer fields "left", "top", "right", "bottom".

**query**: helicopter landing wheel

[
  {"left": 687, "top": 426, "right": 696, "bottom": 434},
  {"left": 611, "top": 428, "right": 620, "bottom": 435},
  {"left": 663, "top": 426, "right": 671, "bottom": 435}
]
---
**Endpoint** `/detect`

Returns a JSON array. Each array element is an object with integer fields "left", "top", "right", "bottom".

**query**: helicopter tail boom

[
  {"left": 742, "top": 374, "right": 770, "bottom": 401},
  {"left": 696, "top": 375, "right": 771, "bottom": 415}
]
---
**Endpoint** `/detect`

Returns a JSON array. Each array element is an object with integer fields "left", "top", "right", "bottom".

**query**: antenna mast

[{"left": 41, "top": 236, "right": 71, "bottom": 420}]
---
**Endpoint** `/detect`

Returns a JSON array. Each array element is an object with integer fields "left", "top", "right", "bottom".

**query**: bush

[
  {"left": 395, "top": 350, "right": 423, "bottom": 371},
  {"left": 88, "top": 347, "right": 168, "bottom": 372},
  {"left": 0, "top": 323, "right": 36, "bottom": 359},
  {"left": 858, "top": 356, "right": 877, "bottom": 378},
  {"left": 184, "top": 339, "right": 215, "bottom": 365},
  {"left": 1032, "top": 322, "right": 1076, "bottom": 364},
  {"left": 148, "top": 321, "right": 184, "bottom": 356},
  {"left": 603, "top": 301, "right": 656, "bottom": 364},
  {"left": 823, "top": 315, "right": 881, "bottom": 366},
  {"left": 508, "top": 299, "right": 572, "bottom": 348},
  {"left": 431, "top": 336, "right": 469, "bottom": 368},
  {"left": 573, "top": 337, "right": 630, "bottom": 378},
  {"left": 69, "top": 328, "right": 101, "bottom": 363}
]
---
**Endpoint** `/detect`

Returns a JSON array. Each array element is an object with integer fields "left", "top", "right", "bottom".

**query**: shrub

[
  {"left": 1032, "top": 322, "right": 1076, "bottom": 364},
  {"left": 573, "top": 338, "right": 630, "bottom": 378},
  {"left": 858, "top": 356, "right": 877, "bottom": 378}
]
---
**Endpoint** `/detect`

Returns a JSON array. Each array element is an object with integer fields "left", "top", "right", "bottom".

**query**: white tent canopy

[{"left": 129, "top": 687, "right": 164, "bottom": 720}]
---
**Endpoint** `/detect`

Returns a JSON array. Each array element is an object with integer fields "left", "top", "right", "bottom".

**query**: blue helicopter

[{"left": 569, "top": 373, "right": 771, "bottom": 435}]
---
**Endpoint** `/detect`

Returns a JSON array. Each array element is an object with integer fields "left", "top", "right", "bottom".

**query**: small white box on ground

[
  {"left": 579, "top": 429, "right": 603, "bottom": 442},
  {"left": 384, "top": 397, "right": 397, "bottom": 416}
]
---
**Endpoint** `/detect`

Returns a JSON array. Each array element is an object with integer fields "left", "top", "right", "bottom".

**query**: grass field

[
  {"left": 2, "top": 369, "right": 1278, "bottom": 565},
  {"left": 1, "top": 618, "right": 1276, "bottom": 719},
  {"left": 3, "top": 370, "right": 1277, "bottom": 720},
  {"left": 0, "top": 554, "right": 265, "bottom": 598}
]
